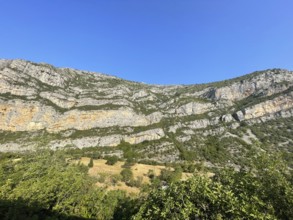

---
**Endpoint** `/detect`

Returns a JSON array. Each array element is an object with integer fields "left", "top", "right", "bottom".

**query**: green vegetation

[
  {"left": 105, "top": 155, "right": 119, "bottom": 165},
  {"left": 120, "top": 168, "right": 133, "bottom": 183},
  {"left": 75, "top": 104, "right": 123, "bottom": 111},
  {"left": 118, "top": 141, "right": 140, "bottom": 161},
  {"left": 135, "top": 153, "right": 293, "bottom": 220},
  {"left": 88, "top": 157, "right": 94, "bottom": 167},
  {"left": 159, "top": 165, "right": 183, "bottom": 183},
  {"left": 198, "top": 136, "right": 230, "bottom": 164},
  {"left": 0, "top": 92, "right": 30, "bottom": 101},
  {"left": 0, "top": 150, "right": 134, "bottom": 220},
  {"left": 0, "top": 130, "right": 63, "bottom": 147},
  {"left": 0, "top": 148, "right": 292, "bottom": 219},
  {"left": 68, "top": 127, "right": 124, "bottom": 139},
  {"left": 1, "top": 63, "right": 293, "bottom": 219}
]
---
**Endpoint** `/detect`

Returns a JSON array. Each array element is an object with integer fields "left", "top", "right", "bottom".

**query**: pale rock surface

[{"left": 0, "top": 60, "right": 293, "bottom": 155}]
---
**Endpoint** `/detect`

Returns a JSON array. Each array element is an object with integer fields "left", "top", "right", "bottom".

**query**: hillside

[
  {"left": 1, "top": 59, "right": 293, "bottom": 167},
  {"left": 1, "top": 59, "right": 293, "bottom": 219}
]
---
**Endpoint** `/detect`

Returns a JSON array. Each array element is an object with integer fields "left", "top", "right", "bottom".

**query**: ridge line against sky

[
  {"left": 1, "top": 0, "right": 293, "bottom": 85},
  {"left": 4, "top": 58, "right": 289, "bottom": 87}
]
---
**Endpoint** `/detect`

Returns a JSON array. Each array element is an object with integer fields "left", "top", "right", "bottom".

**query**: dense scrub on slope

[
  {"left": 0, "top": 150, "right": 292, "bottom": 220},
  {"left": 0, "top": 151, "right": 132, "bottom": 220},
  {"left": 135, "top": 153, "right": 293, "bottom": 220}
]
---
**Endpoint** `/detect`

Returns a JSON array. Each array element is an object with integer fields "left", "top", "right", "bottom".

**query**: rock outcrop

[{"left": 1, "top": 59, "right": 293, "bottom": 164}]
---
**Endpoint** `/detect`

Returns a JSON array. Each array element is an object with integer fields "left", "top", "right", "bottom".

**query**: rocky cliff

[{"left": 1, "top": 59, "right": 293, "bottom": 166}]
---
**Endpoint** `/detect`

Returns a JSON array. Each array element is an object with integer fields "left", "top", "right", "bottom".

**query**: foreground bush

[
  {"left": 0, "top": 151, "right": 134, "bottom": 220},
  {"left": 134, "top": 154, "right": 293, "bottom": 220}
]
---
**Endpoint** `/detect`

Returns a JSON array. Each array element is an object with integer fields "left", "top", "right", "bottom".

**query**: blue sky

[{"left": 1, "top": 1, "right": 293, "bottom": 85}]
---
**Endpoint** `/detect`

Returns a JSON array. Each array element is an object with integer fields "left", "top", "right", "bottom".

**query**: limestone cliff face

[
  {"left": 233, "top": 91, "right": 293, "bottom": 121},
  {"left": 47, "top": 128, "right": 165, "bottom": 150},
  {"left": 175, "top": 102, "right": 215, "bottom": 116},
  {"left": 209, "top": 69, "right": 293, "bottom": 101},
  {"left": 0, "top": 100, "right": 163, "bottom": 133},
  {"left": 1, "top": 59, "right": 293, "bottom": 160}
]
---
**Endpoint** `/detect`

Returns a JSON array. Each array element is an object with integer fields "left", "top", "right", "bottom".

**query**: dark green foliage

[
  {"left": 129, "top": 176, "right": 143, "bottom": 188},
  {"left": 122, "top": 158, "right": 136, "bottom": 168},
  {"left": 180, "top": 150, "right": 198, "bottom": 161},
  {"left": 120, "top": 168, "right": 133, "bottom": 183},
  {"left": 0, "top": 150, "right": 292, "bottom": 219},
  {"left": 0, "top": 150, "right": 131, "bottom": 220},
  {"left": 119, "top": 168, "right": 143, "bottom": 187},
  {"left": 180, "top": 161, "right": 205, "bottom": 173},
  {"left": 135, "top": 175, "right": 271, "bottom": 219},
  {"left": 197, "top": 136, "right": 229, "bottom": 164},
  {"left": 0, "top": 198, "right": 88, "bottom": 220},
  {"left": 147, "top": 169, "right": 155, "bottom": 180},
  {"left": 0, "top": 130, "right": 62, "bottom": 146},
  {"left": 166, "top": 132, "right": 196, "bottom": 161},
  {"left": 75, "top": 104, "right": 123, "bottom": 111},
  {"left": 135, "top": 153, "right": 293, "bottom": 220},
  {"left": 105, "top": 155, "right": 119, "bottom": 165},
  {"left": 137, "top": 159, "right": 160, "bottom": 166},
  {"left": 118, "top": 141, "right": 140, "bottom": 161},
  {"left": 159, "top": 165, "right": 183, "bottom": 183},
  {"left": 62, "top": 146, "right": 116, "bottom": 160},
  {"left": 88, "top": 158, "right": 94, "bottom": 167}
]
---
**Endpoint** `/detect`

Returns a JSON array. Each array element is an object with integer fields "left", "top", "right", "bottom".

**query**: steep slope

[{"left": 1, "top": 59, "right": 293, "bottom": 167}]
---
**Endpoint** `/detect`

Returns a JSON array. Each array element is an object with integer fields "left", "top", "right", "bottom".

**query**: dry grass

[
  {"left": 88, "top": 159, "right": 124, "bottom": 176},
  {"left": 74, "top": 157, "right": 213, "bottom": 194},
  {"left": 76, "top": 158, "right": 141, "bottom": 194},
  {"left": 131, "top": 163, "right": 169, "bottom": 184}
]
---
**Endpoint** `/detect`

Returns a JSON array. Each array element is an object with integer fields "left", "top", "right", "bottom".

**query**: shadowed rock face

[{"left": 1, "top": 59, "right": 293, "bottom": 163}]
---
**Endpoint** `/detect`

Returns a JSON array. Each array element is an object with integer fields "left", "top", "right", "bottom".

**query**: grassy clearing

[
  {"left": 131, "top": 163, "right": 167, "bottom": 184},
  {"left": 75, "top": 157, "right": 205, "bottom": 194}
]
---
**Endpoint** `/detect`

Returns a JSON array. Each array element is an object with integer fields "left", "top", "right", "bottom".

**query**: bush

[
  {"left": 120, "top": 168, "right": 133, "bottom": 184},
  {"left": 159, "top": 166, "right": 182, "bottom": 183},
  {"left": 106, "top": 155, "right": 119, "bottom": 165},
  {"left": 128, "top": 176, "right": 143, "bottom": 188},
  {"left": 122, "top": 158, "right": 136, "bottom": 168},
  {"left": 135, "top": 153, "right": 293, "bottom": 220},
  {"left": 0, "top": 150, "right": 131, "bottom": 220},
  {"left": 88, "top": 158, "right": 94, "bottom": 168},
  {"left": 147, "top": 169, "right": 155, "bottom": 180}
]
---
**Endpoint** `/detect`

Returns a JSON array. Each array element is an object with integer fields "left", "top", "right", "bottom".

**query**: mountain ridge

[
  {"left": 1, "top": 59, "right": 293, "bottom": 168},
  {"left": 1, "top": 58, "right": 287, "bottom": 86}
]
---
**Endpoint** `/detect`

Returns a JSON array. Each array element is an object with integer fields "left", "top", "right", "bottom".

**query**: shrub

[
  {"left": 120, "top": 168, "right": 133, "bottom": 184},
  {"left": 128, "top": 176, "right": 143, "bottom": 188},
  {"left": 159, "top": 166, "right": 182, "bottom": 183},
  {"left": 135, "top": 153, "right": 293, "bottom": 220},
  {"left": 88, "top": 158, "right": 94, "bottom": 168},
  {"left": 106, "top": 155, "right": 119, "bottom": 165},
  {"left": 147, "top": 169, "right": 155, "bottom": 180}
]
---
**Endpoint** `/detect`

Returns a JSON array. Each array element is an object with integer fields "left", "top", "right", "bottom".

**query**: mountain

[{"left": 1, "top": 59, "right": 293, "bottom": 167}]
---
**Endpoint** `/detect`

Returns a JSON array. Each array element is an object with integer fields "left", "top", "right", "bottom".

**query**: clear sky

[{"left": 1, "top": 0, "right": 293, "bottom": 85}]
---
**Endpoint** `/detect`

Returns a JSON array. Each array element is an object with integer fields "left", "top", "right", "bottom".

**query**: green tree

[
  {"left": 159, "top": 166, "right": 182, "bottom": 183},
  {"left": 88, "top": 157, "right": 94, "bottom": 168},
  {"left": 0, "top": 150, "right": 132, "bottom": 220},
  {"left": 121, "top": 168, "right": 133, "bottom": 184},
  {"left": 135, "top": 175, "right": 274, "bottom": 219},
  {"left": 135, "top": 153, "right": 293, "bottom": 220},
  {"left": 106, "top": 155, "right": 119, "bottom": 165}
]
